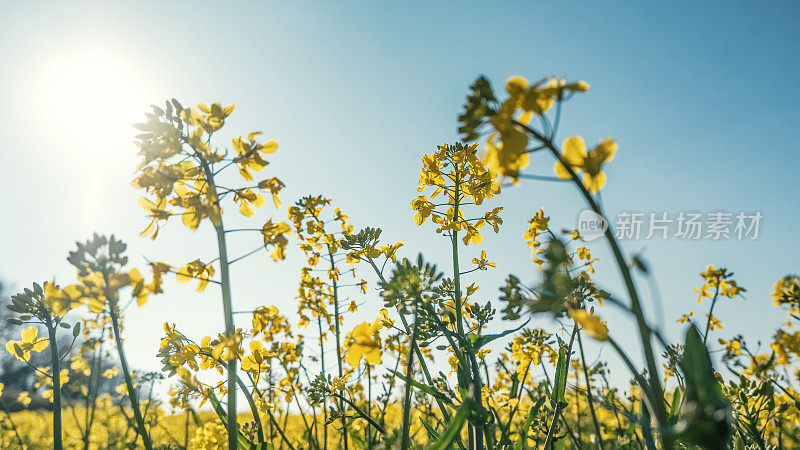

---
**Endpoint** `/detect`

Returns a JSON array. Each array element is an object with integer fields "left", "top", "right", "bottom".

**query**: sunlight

[{"left": 39, "top": 48, "right": 148, "bottom": 155}]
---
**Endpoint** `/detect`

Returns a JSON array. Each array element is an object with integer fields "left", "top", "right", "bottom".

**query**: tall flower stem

[
  {"left": 513, "top": 119, "right": 671, "bottom": 447},
  {"left": 576, "top": 330, "right": 604, "bottom": 448},
  {"left": 45, "top": 317, "right": 63, "bottom": 450},
  {"left": 198, "top": 156, "right": 239, "bottom": 450},
  {"left": 213, "top": 222, "right": 238, "bottom": 450},
  {"left": 109, "top": 307, "right": 153, "bottom": 450},
  {"left": 451, "top": 165, "right": 484, "bottom": 450},
  {"left": 326, "top": 249, "right": 348, "bottom": 450},
  {"left": 317, "top": 316, "right": 328, "bottom": 450},
  {"left": 400, "top": 305, "right": 419, "bottom": 450}
]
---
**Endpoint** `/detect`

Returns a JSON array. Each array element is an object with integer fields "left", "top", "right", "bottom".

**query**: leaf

[
  {"left": 512, "top": 397, "right": 546, "bottom": 450},
  {"left": 469, "top": 319, "right": 530, "bottom": 350},
  {"left": 206, "top": 389, "right": 254, "bottom": 449},
  {"left": 669, "top": 387, "right": 682, "bottom": 421},
  {"left": 426, "top": 400, "right": 471, "bottom": 450},
  {"left": 389, "top": 370, "right": 454, "bottom": 405},
  {"left": 348, "top": 430, "right": 368, "bottom": 449},
  {"left": 188, "top": 406, "right": 203, "bottom": 428},
  {"left": 551, "top": 345, "right": 569, "bottom": 405},
  {"left": 420, "top": 418, "right": 442, "bottom": 441},
  {"left": 674, "top": 326, "right": 731, "bottom": 450}
]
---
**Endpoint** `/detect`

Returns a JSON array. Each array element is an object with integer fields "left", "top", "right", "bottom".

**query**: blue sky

[{"left": 1, "top": 1, "right": 798, "bottom": 389}]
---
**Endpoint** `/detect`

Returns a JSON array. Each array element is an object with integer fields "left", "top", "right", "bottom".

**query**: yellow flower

[
  {"left": 260, "top": 220, "right": 292, "bottom": 261},
  {"left": 676, "top": 311, "right": 695, "bottom": 323},
  {"left": 472, "top": 249, "right": 496, "bottom": 270},
  {"left": 570, "top": 309, "right": 609, "bottom": 341},
  {"left": 718, "top": 338, "right": 742, "bottom": 356},
  {"left": 233, "top": 188, "right": 266, "bottom": 217},
  {"left": 554, "top": 136, "right": 617, "bottom": 193},
  {"left": 176, "top": 259, "right": 215, "bottom": 292},
  {"left": 380, "top": 242, "right": 404, "bottom": 262},
  {"left": 231, "top": 132, "right": 277, "bottom": 181},
  {"left": 448, "top": 355, "right": 460, "bottom": 375},
  {"left": 258, "top": 177, "right": 286, "bottom": 208},
  {"left": 379, "top": 309, "right": 395, "bottom": 329},
  {"left": 6, "top": 326, "right": 49, "bottom": 361},
  {"left": 138, "top": 196, "right": 172, "bottom": 240},
  {"left": 241, "top": 341, "right": 277, "bottom": 380},
  {"left": 345, "top": 320, "right": 383, "bottom": 368},
  {"left": 330, "top": 375, "right": 348, "bottom": 393},
  {"left": 181, "top": 102, "right": 235, "bottom": 134},
  {"left": 211, "top": 332, "right": 244, "bottom": 362},
  {"left": 410, "top": 196, "right": 434, "bottom": 225},
  {"left": 17, "top": 391, "right": 31, "bottom": 407}
]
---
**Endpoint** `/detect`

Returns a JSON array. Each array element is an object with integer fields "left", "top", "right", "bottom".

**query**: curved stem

[
  {"left": 110, "top": 309, "right": 153, "bottom": 450},
  {"left": 513, "top": 119, "right": 671, "bottom": 447},
  {"left": 577, "top": 330, "right": 604, "bottom": 448},
  {"left": 233, "top": 373, "right": 265, "bottom": 444}
]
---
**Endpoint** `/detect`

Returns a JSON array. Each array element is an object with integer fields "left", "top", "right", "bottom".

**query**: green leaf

[
  {"left": 426, "top": 400, "right": 471, "bottom": 450},
  {"left": 469, "top": 319, "right": 530, "bottom": 350},
  {"left": 206, "top": 389, "right": 254, "bottom": 449},
  {"left": 389, "top": 370, "right": 453, "bottom": 405},
  {"left": 675, "top": 326, "right": 731, "bottom": 450},
  {"left": 420, "top": 418, "right": 442, "bottom": 441},
  {"left": 189, "top": 406, "right": 203, "bottom": 428},
  {"left": 669, "top": 387, "right": 682, "bottom": 420},
  {"left": 512, "top": 397, "right": 546, "bottom": 450},
  {"left": 348, "top": 429, "right": 368, "bottom": 449},
  {"left": 551, "top": 345, "right": 568, "bottom": 405}
]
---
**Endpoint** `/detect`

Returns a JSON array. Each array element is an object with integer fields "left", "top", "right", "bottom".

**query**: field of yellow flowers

[{"left": 2, "top": 74, "right": 799, "bottom": 450}]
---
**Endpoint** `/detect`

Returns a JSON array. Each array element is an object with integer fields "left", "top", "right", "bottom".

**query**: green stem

[
  {"left": 401, "top": 306, "right": 420, "bottom": 450},
  {"left": 0, "top": 388, "right": 25, "bottom": 447},
  {"left": 577, "top": 330, "right": 604, "bottom": 448},
  {"left": 514, "top": 120, "right": 671, "bottom": 447},
  {"left": 366, "top": 258, "right": 453, "bottom": 422},
  {"left": 317, "top": 316, "right": 328, "bottom": 450},
  {"left": 233, "top": 373, "right": 265, "bottom": 444},
  {"left": 46, "top": 319, "right": 63, "bottom": 450},
  {"left": 543, "top": 323, "right": 579, "bottom": 449},
  {"left": 702, "top": 286, "right": 721, "bottom": 345},
  {"left": 326, "top": 249, "right": 348, "bottom": 450},
  {"left": 198, "top": 153, "right": 238, "bottom": 450},
  {"left": 109, "top": 309, "right": 152, "bottom": 450},
  {"left": 214, "top": 223, "right": 238, "bottom": 450}
]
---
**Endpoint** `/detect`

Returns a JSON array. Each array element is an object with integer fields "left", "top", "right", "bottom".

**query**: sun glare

[{"left": 40, "top": 49, "right": 148, "bottom": 156}]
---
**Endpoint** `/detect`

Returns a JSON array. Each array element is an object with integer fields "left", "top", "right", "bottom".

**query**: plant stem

[
  {"left": 513, "top": 120, "right": 671, "bottom": 447},
  {"left": 198, "top": 152, "right": 239, "bottom": 450},
  {"left": 109, "top": 309, "right": 153, "bottom": 450},
  {"left": 46, "top": 318, "right": 63, "bottom": 450},
  {"left": 702, "top": 286, "right": 721, "bottom": 344},
  {"left": 327, "top": 249, "right": 348, "bottom": 450},
  {"left": 233, "top": 373, "right": 265, "bottom": 444},
  {"left": 577, "top": 330, "right": 604, "bottom": 448},
  {"left": 401, "top": 306, "right": 420, "bottom": 450}
]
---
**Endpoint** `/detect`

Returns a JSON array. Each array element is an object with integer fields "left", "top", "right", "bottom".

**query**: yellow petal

[
  {"left": 21, "top": 326, "right": 38, "bottom": 343},
  {"left": 562, "top": 136, "right": 587, "bottom": 165}
]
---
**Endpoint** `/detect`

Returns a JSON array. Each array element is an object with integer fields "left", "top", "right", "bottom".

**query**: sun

[{"left": 39, "top": 47, "right": 149, "bottom": 156}]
